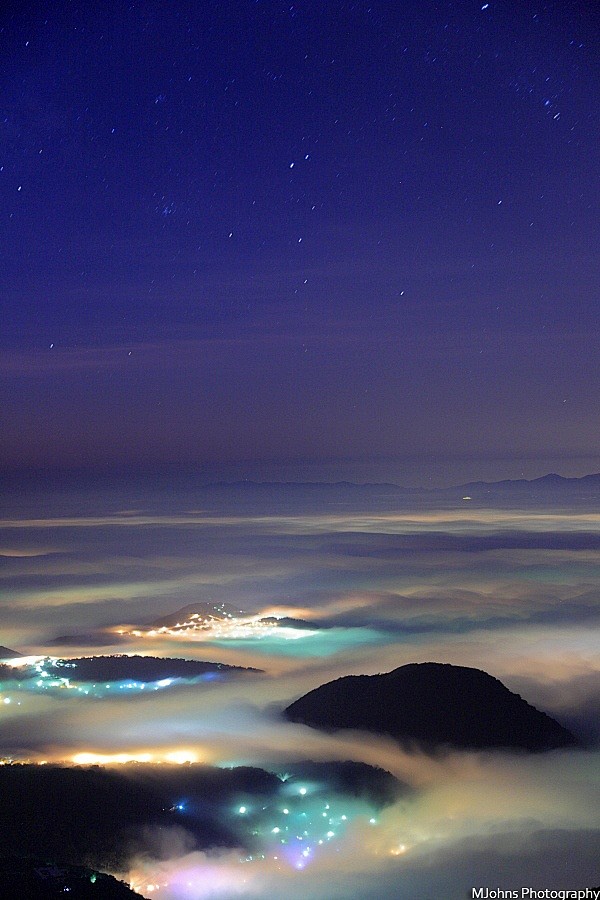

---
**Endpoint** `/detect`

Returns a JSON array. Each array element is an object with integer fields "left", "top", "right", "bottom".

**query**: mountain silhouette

[
  {"left": 149, "top": 601, "right": 249, "bottom": 628},
  {"left": 54, "top": 654, "right": 261, "bottom": 680},
  {"left": 284, "top": 662, "right": 578, "bottom": 752},
  {"left": 0, "top": 856, "right": 144, "bottom": 899}
]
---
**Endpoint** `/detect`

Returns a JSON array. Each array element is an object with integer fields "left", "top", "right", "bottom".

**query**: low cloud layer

[{"left": 1, "top": 480, "right": 599, "bottom": 896}]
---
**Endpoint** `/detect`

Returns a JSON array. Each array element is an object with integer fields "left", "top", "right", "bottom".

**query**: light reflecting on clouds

[{"left": 1, "top": 481, "right": 599, "bottom": 897}]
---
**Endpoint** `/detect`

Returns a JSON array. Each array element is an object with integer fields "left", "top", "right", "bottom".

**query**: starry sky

[{"left": 1, "top": 0, "right": 599, "bottom": 482}]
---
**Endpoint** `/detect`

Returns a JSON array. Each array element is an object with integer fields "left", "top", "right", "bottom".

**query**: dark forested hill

[{"left": 284, "top": 662, "right": 578, "bottom": 752}]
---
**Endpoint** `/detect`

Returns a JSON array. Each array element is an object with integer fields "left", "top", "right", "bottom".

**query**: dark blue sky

[{"left": 1, "top": 1, "right": 599, "bottom": 481}]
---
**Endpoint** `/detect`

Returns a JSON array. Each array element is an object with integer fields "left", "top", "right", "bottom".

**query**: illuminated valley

[{"left": 114, "top": 602, "right": 320, "bottom": 644}]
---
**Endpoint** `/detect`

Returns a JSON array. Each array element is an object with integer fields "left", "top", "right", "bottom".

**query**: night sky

[{"left": 2, "top": 1, "right": 599, "bottom": 481}]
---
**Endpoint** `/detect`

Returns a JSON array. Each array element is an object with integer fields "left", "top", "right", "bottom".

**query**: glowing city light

[
  {"left": 69, "top": 748, "right": 200, "bottom": 766},
  {"left": 164, "top": 750, "right": 199, "bottom": 764},
  {"left": 72, "top": 752, "right": 154, "bottom": 765},
  {"left": 113, "top": 604, "right": 319, "bottom": 644}
]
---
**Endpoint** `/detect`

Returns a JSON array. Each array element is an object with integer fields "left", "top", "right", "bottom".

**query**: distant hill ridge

[
  {"left": 206, "top": 473, "right": 600, "bottom": 490},
  {"left": 0, "top": 654, "right": 262, "bottom": 683},
  {"left": 459, "top": 472, "right": 600, "bottom": 490},
  {"left": 284, "top": 662, "right": 578, "bottom": 752},
  {"left": 149, "top": 600, "right": 248, "bottom": 628}
]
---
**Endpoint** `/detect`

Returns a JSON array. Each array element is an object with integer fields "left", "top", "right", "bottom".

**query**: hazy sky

[{"left": 1, "top": 1, "right": 599, "bottom": 479}]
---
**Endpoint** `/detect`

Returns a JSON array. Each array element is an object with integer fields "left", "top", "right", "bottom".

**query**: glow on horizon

[{"left": 71, "top": 748, "right": 202, "bottom": 765}]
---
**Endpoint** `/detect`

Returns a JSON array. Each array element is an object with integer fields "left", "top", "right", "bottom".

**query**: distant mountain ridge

[
  {"left": 191, "top": 473, "right": 600, "bottom": 511},
  {"left": 0, "top": 654, "right": 262, "bottom": 686},
  {"left": 149, "top": 601, "right": 248, "bottom": 628},
  {"left": 459, "top": 472, "right": 600, "bottom": 490},
  {"left": 206, "top": 473, "right": 600, "bottom": 492},
  {"left": 284, "top": 662, "right": 578, "bottom": 752},
  {"left": 184, "top": 474, "right": 600, "bottom": 511},
  {"left": 53, "top": 654, "right": 262, "bottom": 680},
  {"left": 5, "top": 472, "right": 599, "bottom": 522}
]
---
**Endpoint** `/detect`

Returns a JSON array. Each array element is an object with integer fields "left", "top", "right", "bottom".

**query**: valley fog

[{"left": 1, "top": 477, "right": 598, "bottom": 898}]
